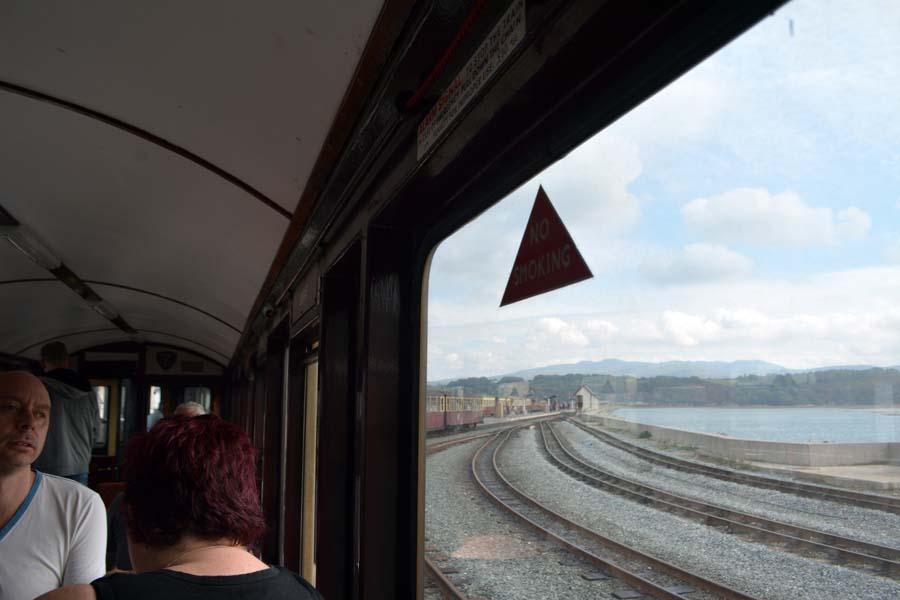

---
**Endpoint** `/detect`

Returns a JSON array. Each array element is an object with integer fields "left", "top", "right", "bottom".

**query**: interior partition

[{"left": 316, "top": 242, "right": 362, "bottom": 600}]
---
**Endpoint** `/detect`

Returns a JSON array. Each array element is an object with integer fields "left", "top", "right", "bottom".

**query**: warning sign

[
  {"left": 416, "top": 0, "right": 526, "bottom": 161},
  {"left": 500, "top": 187, "right": 592, "bottom": 306}
]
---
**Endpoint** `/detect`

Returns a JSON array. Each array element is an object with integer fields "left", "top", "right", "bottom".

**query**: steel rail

[
  {"left": 425, "top": 413, "right": 561, "bottom": 455},
  {"left": 568, "top": 417, "right": 900, "bottom": 515},
  {"left": 543, "top": 421, "right": 900, "bottom": 578},
  {"left": 424, "top": 555, "right": 468, "bottom": 600},
  {"left": 427, "top": 431, "right": 496, "bottom": 456},
  {"left": 471, "top": 429, "right": 760, "bottom": 600}
]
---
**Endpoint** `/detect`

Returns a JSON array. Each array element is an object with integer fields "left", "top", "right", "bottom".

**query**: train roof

[{"left": 0, "top": 2, "right": 386, "bottom": 363}]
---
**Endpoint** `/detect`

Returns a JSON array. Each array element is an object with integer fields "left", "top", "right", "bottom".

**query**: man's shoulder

[
  {"left": 40, "top": 370, "right": 93, "bottom": 396},
  {"left": 38, "top": 473, "right": 103, "bottom": 508}
]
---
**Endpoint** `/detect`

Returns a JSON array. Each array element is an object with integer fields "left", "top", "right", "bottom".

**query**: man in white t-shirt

[{"left": 0, "top": 371, "right": 106, "bottom": 600}]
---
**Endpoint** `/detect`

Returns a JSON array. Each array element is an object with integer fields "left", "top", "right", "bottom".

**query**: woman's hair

[{"left": 123, "top": 414, "right": 267, "bottom": 547}]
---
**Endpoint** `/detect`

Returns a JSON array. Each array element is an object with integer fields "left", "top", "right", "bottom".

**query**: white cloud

[
  {"left": 586, "top": 319, "right": 617, "bottom": 338},
  {"left": 886, "top": 239, "right": 900, "bottom": 263},
  {"left": 427, "top": 266, "right": 900, "bottom": 379},
  {"left": 538, "top": 317, "right": 589, "bottom": 347},
  {"left": 614, "top": 67, "right": 730, "bottom": 153},
  {"left": 641, "top": 243, "right": 753, "bottom": 285},
  {"left": 835, "top": 207, "right": 871, "bottom": 239},
  {"left": 661, "top": 311, "right": 721, "bottom": 347},
  {"left": 682, "top": 188, "right": 870, "bottom": 246},
  {"left": 445, "top": 352, "right": 462, "bottom": 370},
  {"left": 535, "top": 133, "right": 643, "bottom": 236}
]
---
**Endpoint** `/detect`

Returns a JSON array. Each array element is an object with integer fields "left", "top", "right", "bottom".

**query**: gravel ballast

[
  {"left": 498, "top": 426, "right": 900, "bottom": 600},
  {"left": 561, "top": 420, "right": 900, "bottom": 549},
  {"left": 426, "top": 438, "right": 633, "bottom": 599}
]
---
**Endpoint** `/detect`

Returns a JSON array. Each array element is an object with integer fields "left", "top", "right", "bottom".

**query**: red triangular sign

[{"left": 500, "top": 186, "right": 593, "bottom": 306}]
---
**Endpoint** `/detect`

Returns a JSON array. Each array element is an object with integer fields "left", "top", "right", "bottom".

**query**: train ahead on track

[{"left": 425, "top": 396, "right": 484, "bottom": 433}]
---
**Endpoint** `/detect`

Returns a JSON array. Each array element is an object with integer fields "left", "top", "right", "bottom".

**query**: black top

[
  {"left": 106, "top": 493, "right": 131, "bottom": 570},
  {"left": 91, "top": 566, "right": 322, "bottom": 600}
]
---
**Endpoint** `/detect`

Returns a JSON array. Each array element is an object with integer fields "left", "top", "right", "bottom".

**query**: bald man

[
  {"left": 173, "top": 401, "right": 206, "bottom": 417},
  {"left": 0, "top": 372, "right": 106, "bottom": 600}
]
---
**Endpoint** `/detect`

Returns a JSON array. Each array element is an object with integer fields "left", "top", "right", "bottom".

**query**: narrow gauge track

[
  {"left": 472, "top": 429, "right": 760, "bottom": 600},
  {"left": 569, "top": 417, "right": 900, "bottom": 515},
  {"left": 542, "top": 421, "right": 900, "bottom": 579},
  {"left": 423, "top": 418, "right": 560, "bottom": 599},
  {"left": 427, "top": 431, "right": 495, "bottom": 456},
  {"left": 424, "top": 556, "right": 467, "bottom": 600},
  {"left": 425, "top": 414, "right": 560, "bottom": 456}
]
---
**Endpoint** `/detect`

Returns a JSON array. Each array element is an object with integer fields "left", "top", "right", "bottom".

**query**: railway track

[
  {"left": 424, "top": 555, "right": 467, "bottom": 600},
  {"left": 569, "top": 417, "right": 900, "bottom": 515},
  {"left": 423, "top": 418, "right": 560, "bottom": 598},
  {"left": 427, "top": 431, "right": 495, "bottom": 456},
  {"left": 425, "top": 414, "right": 560, "bottom": 456},
  {"left": 542, "top": 420, "right": 900, "bottom": 579},
  {"left": 472, "top": 428, "right": 761, "bottom": 600}
]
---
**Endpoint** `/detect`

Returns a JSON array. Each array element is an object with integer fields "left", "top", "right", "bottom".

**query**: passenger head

[
  {"left": 0, "top": 371, "right": 51, "bottom": 474},
  {"left": 122, "top": 415, "right": 265, "bottom": 555},
  {"left": 40, "top": 341, "right": 70, "bottom": 371},
  {"left": 173, "top": 401, "right": 206, "bottom": 417}
]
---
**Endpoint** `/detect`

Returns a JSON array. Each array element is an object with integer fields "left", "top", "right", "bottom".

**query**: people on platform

[
  {"left": 0, "top": 371, "right": 106, "bottom": 600},
  {"left": 33, "top": 342, "right": 100, "bottom": 484},
  {"left": 39, "top": 414, "right": 321, "bottom": 600}
]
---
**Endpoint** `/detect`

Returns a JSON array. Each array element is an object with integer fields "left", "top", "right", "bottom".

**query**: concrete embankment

[{"left": 580, "top": 413, "right": 900, "bottom": 468}]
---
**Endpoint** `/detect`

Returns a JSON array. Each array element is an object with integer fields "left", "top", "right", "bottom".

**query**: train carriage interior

[{"left": 3, "top": 1, "right": 899, "bottom": 599}]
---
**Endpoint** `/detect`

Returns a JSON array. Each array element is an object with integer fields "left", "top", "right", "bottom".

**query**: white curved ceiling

[{"left": 0, "top": 0, "right": 384, "bottom": 363}]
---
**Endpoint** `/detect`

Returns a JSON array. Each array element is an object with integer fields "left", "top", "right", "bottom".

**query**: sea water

[{"left": 611, "top": 406, "right": 900, "bottom": 443}]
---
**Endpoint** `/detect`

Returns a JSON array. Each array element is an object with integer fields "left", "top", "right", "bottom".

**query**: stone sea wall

[{"left": 580, "top": 413, "right": 900, "bottom": 467}]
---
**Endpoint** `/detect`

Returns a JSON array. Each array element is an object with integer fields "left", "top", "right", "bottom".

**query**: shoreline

[{"left": 610, "top": 404, "right": 898, "bottom": 412}]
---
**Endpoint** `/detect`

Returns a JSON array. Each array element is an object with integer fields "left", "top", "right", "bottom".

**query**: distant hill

[
  {"left": 426, "top": 360, "right": 896, "bottom": 387},
  {"left": 507, "top": 359, "right": 790, "bottom": 379},
  {"left": 806, "top": 364, "right": 880, "bottom": 373}
]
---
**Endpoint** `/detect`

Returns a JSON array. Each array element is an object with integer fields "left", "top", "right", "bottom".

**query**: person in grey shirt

[{"left": 33, "top": 341, "right": 99, "bottom": 485}]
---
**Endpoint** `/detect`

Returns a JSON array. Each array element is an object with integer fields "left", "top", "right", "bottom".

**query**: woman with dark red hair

[{"left": 39, "top": 415, "right": 321, "bottom": 600}]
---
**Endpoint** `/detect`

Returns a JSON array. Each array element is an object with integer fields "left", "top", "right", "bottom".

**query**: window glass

[
  {"left": 119, "top": 383, "right": 126, "bottom": 443},
  {"left": 147, "top": 385, "right": 163, "bottom": 431},
  {"left": 424, "top": 2, "right": 900, "bottom": 599},
  {"left": 118, "top": 378, "right": 136, "bottom": 446},
  {"left": 92, "top": 385, "right": 108, "bottom": 449},
  {"left": 301, "top": 359, "right": 319, "bottom": 583},
  {"left": 183, "top": 386, "right": 212, "bottom": 412}
]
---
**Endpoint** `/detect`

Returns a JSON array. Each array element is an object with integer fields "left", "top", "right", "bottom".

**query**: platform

[{"left": 747, "top": 461, "right": 900, "bottom": 492}]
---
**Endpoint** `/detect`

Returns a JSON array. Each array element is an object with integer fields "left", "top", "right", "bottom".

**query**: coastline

[{"left": 611, "top": 404, "right": 897, "bottom": 411}]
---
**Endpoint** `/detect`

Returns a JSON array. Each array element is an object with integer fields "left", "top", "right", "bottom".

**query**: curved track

[
  {"left": 569, "top": 418, "right": 900, "bottom": 514},
  {"left": 472, "top": 429, "right": 760, "bottom": 600},
  {"left": 542, "top": 421, "right": 900, "bottom": 579},
  {"left": 424, "top": 555, "right": 467, "bottom": 600},
  {"left": 423, "top": 417, "right": 560, "bottom": 599}
]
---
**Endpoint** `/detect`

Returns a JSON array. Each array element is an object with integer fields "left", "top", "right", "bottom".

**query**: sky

[{"left": 427, "top": 0, "right": 900, "bottom": 381}]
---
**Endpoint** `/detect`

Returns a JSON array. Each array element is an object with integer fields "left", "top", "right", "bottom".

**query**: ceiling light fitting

[{"left": 0, "top": 225, "right": 62, "bottom": 270}]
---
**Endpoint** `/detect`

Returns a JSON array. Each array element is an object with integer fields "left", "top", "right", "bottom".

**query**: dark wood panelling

[
  {"left": 283, "top": 333, "right": 310, "bottom": 571},
  {"left": 359, "top": 225, "right": 420, "bottom": 599},
  {"left": 316, "top": 243, "right": 361, "bottom": 600},
  {"left": 261, "top": 318, "right": 289, "bottom": 563}
]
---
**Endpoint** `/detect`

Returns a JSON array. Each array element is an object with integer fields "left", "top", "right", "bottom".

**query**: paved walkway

[{"left": 750, "top": 461, "right": 900, "bottom": 492}]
